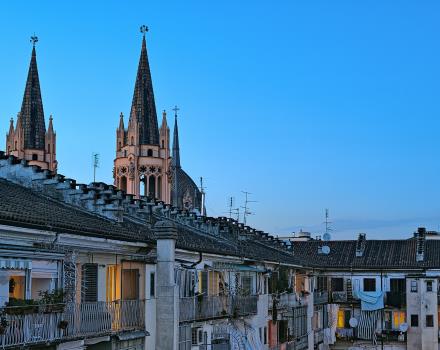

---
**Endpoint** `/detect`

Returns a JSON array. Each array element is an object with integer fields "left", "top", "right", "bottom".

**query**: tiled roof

[
  {"left": 0, "top": 179, "right": 153, "bottom": 242},
  {"left": 292, "top": 239, "right": 440, "bottom": 270}
]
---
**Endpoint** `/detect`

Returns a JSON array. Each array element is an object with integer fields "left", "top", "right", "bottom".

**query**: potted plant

[
  {"left": 58, "top": 320, "right": 69, "bottom": 330},
  {"left": 8, "top": 278, "right": 16, "bottom": 294},
  {"left": 5, "top": 298, "right": 37, "bottom": 315},
  {"left": 0, "top": 313, "right": 8, "bottom": 335},
  {"left": 39, "top": 289, "right": 65, "bottom": 313}
]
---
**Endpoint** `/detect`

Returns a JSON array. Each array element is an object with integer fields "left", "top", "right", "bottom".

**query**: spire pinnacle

[
  {"left": 130, "top": 25, "right": 159, "bottom": 145},
  {"left": 172, "top": 106, "right": 181, "bottom": 168},
  {"left": 20, "top": 39, "right": 46, "bottom": 150}
]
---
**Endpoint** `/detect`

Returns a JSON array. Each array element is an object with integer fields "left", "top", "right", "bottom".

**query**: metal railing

[
  {"left": 179, "top": 295, "right": 258, "bottom": 322},
  {"left": 314, "top": 328, "right": 324, "bottom": 344},
  {"left": 313, "top": 291, "right": 329, "bottom": 304},
  {"left": 0, "top": 300, "right": 145, "bottom": 348},
  {"left": 331, "top": 291, "right": 347, "bottom": 303}
]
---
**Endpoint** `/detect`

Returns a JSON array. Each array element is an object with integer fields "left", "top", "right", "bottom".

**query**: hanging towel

[{"left": 353, "top": 290, "right": 384, "bottom": 311}]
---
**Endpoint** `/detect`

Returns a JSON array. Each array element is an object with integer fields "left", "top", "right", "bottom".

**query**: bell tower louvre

[{"left": 5, "top": 36, "right": 57, "bottom": 172}]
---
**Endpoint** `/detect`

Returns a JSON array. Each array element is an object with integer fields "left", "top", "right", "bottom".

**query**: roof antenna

[
  {"left": 228, "top": 197, "right": 235, "bottom": 218},
  {"left": 241, "top": 191, "right": 257, "bottom": 225},
  {"left": 92, "top": 153, "right": 99, "bottom": 183},
  {"left": 323, "top": 208, "right": 332, "bottom": 241},
  {"left": 199, "top": 177, "right": 206, "bottom": 216},
  {"left": 140, "top": 25, "right": 149, "bottom": 36}
]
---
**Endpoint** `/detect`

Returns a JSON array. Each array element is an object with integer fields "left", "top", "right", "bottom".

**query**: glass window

[
  {"left": 337, "top": 310, "right": 345, "bottom": 328},
  {"left": 426, "top": 280, "right": 433, "bottom": 292},
  {"left": 264, "top": 326, "right": 267, "bottom": 344},
  {"left": 411, "top": 314, "right": 419, "bottom": 327},
  {"left": 393, "top": 311, "right": 405, "bottom": 329},
  {"left": 331, "top": 278, "right": 344, "bottom": 292},
  {"left": 363, "top": 278, "right": 376, "bottom": 292},
  {"left": 410, "top": 280, "right": 417, "bottom": 292},
  {"left": 150, "top": 272, "right": 155, "bottom": 298},
  {"left": 426, "top": 315, "right": 434, "bottom": 327}
]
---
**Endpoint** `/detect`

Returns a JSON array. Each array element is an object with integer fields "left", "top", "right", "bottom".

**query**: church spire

[
  {"left": 20, "top": 36, "right": 46, "bottom": 150},
  {"left": 172, "top": 106, "right": 181, "bottom": 168},
  {"left": 130, "top": 25, "right": 159, "bottom": 145}
]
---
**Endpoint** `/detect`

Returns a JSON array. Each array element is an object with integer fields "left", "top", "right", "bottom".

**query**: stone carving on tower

[
  {"left": 114, "top": 27, "right": 202, "bottom": 212},
  {"left": 5, "top": 36, "right": 57, "bottom": 172}
]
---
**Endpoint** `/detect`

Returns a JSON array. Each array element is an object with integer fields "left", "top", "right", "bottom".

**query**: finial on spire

[
  {"left": 30, "top": 34, "right": 38, "bottom": 47},
  {"left": 172, "top": 105, "right": 180, "bottom": 117},
  {"left": 140, "top": 25, "right": 149, "bottom": 36}
]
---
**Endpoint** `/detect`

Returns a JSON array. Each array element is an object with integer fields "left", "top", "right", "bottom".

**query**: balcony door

[{"left": 122, "top": 269, "right": 139, "bottom": 300}]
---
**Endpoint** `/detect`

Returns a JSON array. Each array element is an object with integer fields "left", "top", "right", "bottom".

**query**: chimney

[
  {"left": 416, "top": 227, "right": 426, "bottom": 262},
  {"left": 355, "top": 233, "right": 366, "bottom": 257}
]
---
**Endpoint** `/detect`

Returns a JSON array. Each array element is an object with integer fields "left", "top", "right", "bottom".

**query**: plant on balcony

[
  {"left": 5, "top": 298, "right": 38, "bottom": 315},
  {"left": 39, "top": 289, "right": 65, "bottom": 313},
  {"left": 0, "top": 311, "right": 9, "bottom": 335},
  {"left": 58, "top": 319, "right": 69, "bottom": 330},
  {"left": 8, "top": 278, "right": 16, "bottom": 294}
]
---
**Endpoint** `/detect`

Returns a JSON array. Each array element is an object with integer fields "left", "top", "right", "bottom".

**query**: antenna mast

[
  {"left": 92, "top": 153, "right": 99, "bottom": 183},
  {"left": 199, "top": 177, "right": 206, "bottom": 216},
  {"left": 241, "top": 191, "right": 257, "bottom": 225},
  {"left": 323, "top": 208, "right": 332, "bottom": 241}
]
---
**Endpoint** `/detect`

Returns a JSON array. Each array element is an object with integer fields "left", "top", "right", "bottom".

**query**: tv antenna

[
  {"left": 323, "top": 208, "right": 332, "bottom": 241},
  {"left": 227, "top": 197, "right": 235, "bottom": 218},
  {"left": 199, "top": 177, "right": 206, "bottom": 216},
  {"left": 241, "top": 191, "right": 257, "bottom": 225},
  {"left": 92, "top": 153, "right": 99, "bottom": 183}
]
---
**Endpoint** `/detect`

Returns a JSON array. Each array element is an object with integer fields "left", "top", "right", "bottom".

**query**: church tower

[
  {"left": 114, "top": 26, "right": 171, "bottom": 201},
  {"left": 114, "top": 26, "right": 203, "bottom": 212},
  {"left": 5, "top": 36, "right": 57, "bottom": 172}
]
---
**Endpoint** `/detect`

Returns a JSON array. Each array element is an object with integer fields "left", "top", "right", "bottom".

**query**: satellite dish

[
  {"left": 323, "top": 233, "right": 331, "bottom": 241},
  {"left": 399, "top": 323, "right": 408, "bottom": 332},
  {"left": 321, "top": 245, "right": 330, "bottom": 255},
  {"left": 349, "top": 317, "right": 358, "bottom": 328}
]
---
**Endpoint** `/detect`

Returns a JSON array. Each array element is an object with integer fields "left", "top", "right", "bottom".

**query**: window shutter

[{"left": 81, "top": 263, "right": 98, "bottom": 302}]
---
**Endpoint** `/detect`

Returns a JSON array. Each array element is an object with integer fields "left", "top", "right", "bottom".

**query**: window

[
  {"left": 81, "top": 263, "right": 98, "bottom": 302},
  {"left": 384, "top": 311, "right": 392, "bottom": 330},
  {"left": 241, "top": 275, "right": 252, "bottom": 296},
  {"left": 120, "top": 176, "right": 127, "bottom": 192},
  {"left": 147, "top": 149, "right": 153, "bottom": 157},
  {"left": 191, "top": 327, "right": 202, "bottom": 346},
  {"left": 106, "top": 265, "right": 119, "bottom": 302},
  {"left": 263, "top": 326, "right": 267, "bottom": 344},
  {"left": 390, "top": 278, "right": 405, "bottom": 293},
  {"left": 199, "top": 271, "right": 208, "bottom": 295},
  {"left": 426, "top": 315, "right": 434, "bottom": 327},
  {"left": 317, "top": 276, "right": 328, "bottom": 292},
  {"left": 47, "top": 144, "right": 50, "bottom": 153},
  {"left": 130, "top": 136, "right": 134, "bottom": 145},
  {"left": 426, "top": 280, "right": 433, "bottom": 292},
  {"left": 331, "top": 278, "right": 344, "bottom": 292},
  {"left": 393, "top": 311, "right": 405, "bottom": 329},
  {"left": 410, "top": 280, "right": 418, "bottom": 293},
  {"left": 32, "top": 154, "right": 38, "bottom": 161},
  {"left": 278, "top": 320, "right": 288, "bottom": 343},
  {"left": 411, "top": 314, "right": 419, "bottom": 327},
  {"left": 150, "top": 272, "right": 155, "bottom": 298},
  {"left": 363, "top": 278, "right": 376, "bottom": 292},
  {"left": 122, "top": 269, "right": 139, "bottom": 300}
]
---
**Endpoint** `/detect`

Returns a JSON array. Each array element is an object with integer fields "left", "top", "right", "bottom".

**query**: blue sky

[{"left": 1, "top": 1, "right": 439, "bottom": 239}]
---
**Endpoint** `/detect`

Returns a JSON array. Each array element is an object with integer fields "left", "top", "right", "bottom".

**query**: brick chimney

[
  {"left": 416, "top": 227, "right": 426, "bottom": 262},
  {"left": 355, "top": 233, "right": 366, "bottom": 257}
]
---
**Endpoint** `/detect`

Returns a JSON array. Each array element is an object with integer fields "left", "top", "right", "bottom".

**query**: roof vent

[
  {"left": 416, "top": 227, "right": 426, "bottom": 262},
  {"left": 355, "top": 233, "right": 366, "bottom": 257}
]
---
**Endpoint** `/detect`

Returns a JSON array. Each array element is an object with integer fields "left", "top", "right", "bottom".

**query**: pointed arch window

[
  {"left": 120, "top": 176, "right": 127, "bottom": 192},
  {"left": 148, "top": 176, "right": 156, "bottom": 198},
  {"left": 147, "top": 149, "right": 153, "bottom": 157},
  {"left": 157, "top": 176, "right": 162, "bottom": 200},
  {"left": 131, "top": 136, "right": 134, "bottom": 146}
]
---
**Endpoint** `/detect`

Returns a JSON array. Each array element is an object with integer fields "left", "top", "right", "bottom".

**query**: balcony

[
  {"left": 179, "top": 295, "right": 258, "bottom": 322},
  {"left": 313, "top": 291, "right": 329, "bottom": 305},
  {"left": 385, "top": 292, "right": 406, "bottom": 308},
  {"left": 0, "top": 300, "right": 145, "bottom": 348}
]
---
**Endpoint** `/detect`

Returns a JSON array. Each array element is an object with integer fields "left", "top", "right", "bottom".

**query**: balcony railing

[
  {"left": 331, "top": 291, "right": 347, "bottom": 303},
  {"left": 313, "top": 291, "right": 329, "bottom": 305},
  {"left": 385, "top": 292, "right": 406, "bottom": 308},
  {"left": 0, "top": 300, "right": 145, "bottom": 348},
  {"left": 179, "top": 295, "right": 258, "bottom": 322},
  {"left": 314, "top": 328, "right": 324, "bottom": 344}
]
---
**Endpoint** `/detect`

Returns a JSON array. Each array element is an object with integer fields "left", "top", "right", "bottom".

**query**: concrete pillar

[{"left": 155, "top": 220, "right": 178, "bottom": 350}]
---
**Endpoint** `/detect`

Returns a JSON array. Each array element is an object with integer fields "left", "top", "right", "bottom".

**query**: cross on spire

[
  {"left": 172, "top": 105, "right": 180, "bottom": 117},
  {"left": 30, "top": 35, "right": 38, "bottom": 47},
  {"left": 140, "top": 25, "right": 149, "bottom": 36}
]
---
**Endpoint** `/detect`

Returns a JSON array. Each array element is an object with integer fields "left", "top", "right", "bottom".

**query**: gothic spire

[
  {"left": 130, "top": 26, "right": 159, "bottom": 145},
  {"left": 172, "top": 106, "right": 180, "bottom": 168},
  {"left": 20, "top": 40, "right": 46, "bottom": 150}
]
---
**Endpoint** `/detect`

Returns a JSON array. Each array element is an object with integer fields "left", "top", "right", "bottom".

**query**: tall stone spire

[
  {"left": 20, "top": 41, "right": 46, "bottom": 150},
  {"left": 172, "top": 106, "right": 181, "bottom": 168},
  {"left": 130, "top": 26, "right": 159, "bottom": 145}
]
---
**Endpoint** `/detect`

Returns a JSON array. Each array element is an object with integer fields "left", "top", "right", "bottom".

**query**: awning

[{"left": 0, "top": 259, "right": 32, "bottom": 270}]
